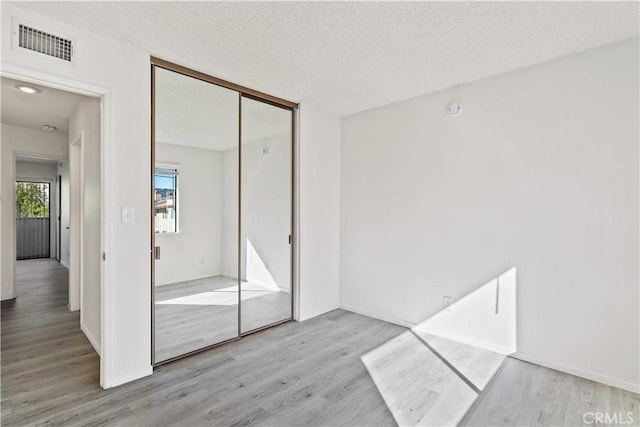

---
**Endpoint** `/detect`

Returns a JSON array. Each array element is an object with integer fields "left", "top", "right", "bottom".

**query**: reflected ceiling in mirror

[
  {"left": 155, "top": 67, "right": 291, "bottom": 151},
  {"left": 156, "top": 67, "right": 238, "bottom": 151}
]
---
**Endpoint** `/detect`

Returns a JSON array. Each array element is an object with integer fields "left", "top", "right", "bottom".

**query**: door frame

[
  {"left": 57, "top": 173, "right": 62, "bottom": 262},
  {"left": 150, "top": 57, "right": 299, "bottom": 366},
  {"left": 69, "top": 134, "right": 83, "bottom": 313},
  {"left": 1, "top": 63, "right": 111, "bottom": 388}
]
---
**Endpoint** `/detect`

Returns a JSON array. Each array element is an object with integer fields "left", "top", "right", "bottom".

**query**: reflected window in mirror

[{"left": 155, "top": 166, "right": 178, "bottom": 234}]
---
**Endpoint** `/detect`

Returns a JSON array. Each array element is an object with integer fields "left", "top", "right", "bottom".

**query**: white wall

[
  {"left": 298, "top": 104, "right": 341, "bottom": 320},
  {"left": 70, "top": 97, "right": 102, "bottom": 354},
  {"left": 242, "top": 135, "right": 292, "bottom": 292},
  {"left": 1, "top": 124, "right": 68, "bottom": 299},
  {"left": 340, "top": 38, "right": 639, "bottom": 392},
  {"left": 15, "top": 160, "right": 59, "bottom": 260},
  {"left": 1, "top": 4, "right": 151, "bottom": 387},
  {"left": 68, "top": 134, "right": 81, "bottom": 312},
  {"left": 221, "top": 145, "right": 238, "bottom": 280},
  {"left": 155, "top": 142, "right": 223, "bottom": 285},
  {"left": 16, "top": 159, "right": 57, "bottom": 176},
  {"left": 1, "top": 5, "right": 343, "bottom": 387},
  {"left": 58, "top": 160, "right": 69, "bottom": 267},
  {"left": 220, "top": 135, "right": 292, "bottom": 291},
  {"left": 415, "top": 267, "right": 518, "bottom": 356}
]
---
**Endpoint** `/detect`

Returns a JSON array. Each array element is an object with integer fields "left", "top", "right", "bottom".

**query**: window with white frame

[{"left": 154, "top": 167, "right": 178, "bottom": 234}]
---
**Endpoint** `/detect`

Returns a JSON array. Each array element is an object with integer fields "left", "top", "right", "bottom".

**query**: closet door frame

[{"left": 150, "top": 57, "right": 298, "bottom": 367}]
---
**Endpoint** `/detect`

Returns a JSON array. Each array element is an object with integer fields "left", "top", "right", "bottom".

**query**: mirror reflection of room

[
  {"left": 153, "top": 67, "right": 240, "bottom": 362},
  {"left": 240, "top": 97, "right": 292, "bottom": 333},
  {"left": 153, "top": 68, "right": 292, "bottom": 364}
]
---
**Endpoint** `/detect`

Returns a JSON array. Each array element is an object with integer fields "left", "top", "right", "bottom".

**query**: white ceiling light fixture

[
  {"left": 15, "top": 84, "right": 41, "bottom": 94},
  {"left": 446, "top": 102, "right": 462, "bottom": 116},
  {"left": 41, "top": 124, "right": 57, "bottom": 132}
]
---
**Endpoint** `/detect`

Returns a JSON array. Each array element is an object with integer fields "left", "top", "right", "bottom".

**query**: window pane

[
  {"left": 15, "top": 182, "right": 50, "bottom": 218},
  {"left": 154, "top": 168, "right": 177, "bottom": 233}
]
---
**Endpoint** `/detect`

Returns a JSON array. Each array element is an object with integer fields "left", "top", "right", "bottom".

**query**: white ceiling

[
  {"left": 156, "top": 67, "right": 291, "bottom": 151},
  {"left": 1, "top": 76, "right": 90, "bottom": 134},
  {"left": 6, "top": 2, "right": 639, "bottom": 117}
]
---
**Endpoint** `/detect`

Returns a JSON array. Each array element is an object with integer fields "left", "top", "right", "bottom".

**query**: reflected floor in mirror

[{"left": 155, "top": 276, "right": 291, "bottom": 362}]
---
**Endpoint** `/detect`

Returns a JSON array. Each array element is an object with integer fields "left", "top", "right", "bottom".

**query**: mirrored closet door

[
  {"left": 240, "top": 97, "right": 293, "bottom": 333},
  {"left": 152, "top": 66, "right": 240, "bottom": 364},
  {"left": 152, "top": 60, "right": 295, "bottom": 365}
]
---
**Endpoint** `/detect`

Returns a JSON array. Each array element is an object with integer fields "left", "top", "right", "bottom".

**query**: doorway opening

[{"left": 0, "top": 75, "right": 103, "bottom": 387}]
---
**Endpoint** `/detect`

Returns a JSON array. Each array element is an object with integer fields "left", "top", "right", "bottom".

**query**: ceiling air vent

[
  {"left": 18, "top": 24, "right": 73, "bottom": 62},
  {"left": 12, "top": 18, "right": 76, "bottom": 66}
]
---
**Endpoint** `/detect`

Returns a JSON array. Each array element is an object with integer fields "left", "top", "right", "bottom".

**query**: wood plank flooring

[
  {"left": 1, "top": 260, "right": 100, "bottom": 424},
  {"left": 2, "top": 259, "right": 639, "bottom": 426},
  {"left": 155, "top": 276, "right": 291, "bottom": 362}
]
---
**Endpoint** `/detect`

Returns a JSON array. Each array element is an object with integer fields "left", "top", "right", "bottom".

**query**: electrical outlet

[{"left": 443, "top": 296, "right": 453, "bottom": 311}]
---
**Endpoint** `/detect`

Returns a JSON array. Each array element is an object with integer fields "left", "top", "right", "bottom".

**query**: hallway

[{"left": 0, "top": 259, "right": 100, "bottom": 420}]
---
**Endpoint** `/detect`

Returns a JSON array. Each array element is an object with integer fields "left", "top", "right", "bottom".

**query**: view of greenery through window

[{"left": 16, "top": 182, "right": 50, "bottom": 218}]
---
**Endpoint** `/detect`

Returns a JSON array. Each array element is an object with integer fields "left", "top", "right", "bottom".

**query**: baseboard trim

[
  {"left": 511, "top": 352, "right": 640, "bottom": 394},
  {"left": 80, "top": 322, "right": 101, "bottom": 356},
  {"left": 299, "top": 304, "right": 341, "bottom": 322},
  {"left": 415, "top": 326, "right": 516, "bottom": 356},
  {"left": 108, "top": 366, "right": 153, "bottom": 389},
  {"left": 341, "top": 304, "right": 515, "bottom": 355},
  {"left": 60, "top": 260, "right": 69, "bottom": 269},
  {"left": 339, "top": 304, "right": 415, "bottom": 328}
]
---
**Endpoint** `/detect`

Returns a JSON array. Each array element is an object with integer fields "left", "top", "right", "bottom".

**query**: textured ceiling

[
  {"left": 1, "top": 76, "right": 91, "bottom": 134},
  {"left": 6, "top": 1, "right": 639, "bottom": 116}
]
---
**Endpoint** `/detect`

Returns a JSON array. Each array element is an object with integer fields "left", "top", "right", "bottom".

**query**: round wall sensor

[
  {"left": 446, "top": 102, "right": 462, "bottom": 116},
  {"left": 41, "top": 125, "right": 57, "bottom": 132}
]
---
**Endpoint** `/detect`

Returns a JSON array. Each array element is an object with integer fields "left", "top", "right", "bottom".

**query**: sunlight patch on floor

[
  {"left": 361, "top": 329, "right": 505, "bottom": 426},
  {"left": 156, "top": 282, "right": 279, "bottom": 306}
]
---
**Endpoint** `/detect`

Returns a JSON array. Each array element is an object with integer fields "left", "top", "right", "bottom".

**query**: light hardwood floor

[
  {"left": 1, "top": 259, "right": 638, "bottom": 426},
  {"left": 155, "top": 276, "right": 291, "bottom": 362}
]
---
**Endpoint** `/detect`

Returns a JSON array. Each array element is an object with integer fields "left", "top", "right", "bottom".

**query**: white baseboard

[
  {"left": 512, "top": 352, "right": 639, "bottom": 394},
  {"left": 60, "top": 260, "right": 69, "bottom": 269},
  {"left": 415, "top": 326, "right": 516, "bottom": 356},
  {"left": 341, "top": 304, "right": 514, "bottom": 355},
  {"left": 1, "top": 293, "right": 17, "bottom": 301},
  {"left": 299, "top": 304, "right": 340, "bottom": 322},
  {"left": 339, "top": 304, "right": 416, "bottom": 328},
  {"left": 108, "top": 366, "right": 153, "bottom": 389},
  {"left": 80, "top": 322, "right": 101, "bottom": 356}
]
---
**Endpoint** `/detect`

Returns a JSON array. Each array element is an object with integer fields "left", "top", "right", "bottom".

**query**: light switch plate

[{"left": 121, "top": 206, "right": 135, "bottom": 224}]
